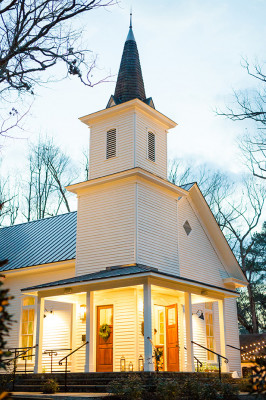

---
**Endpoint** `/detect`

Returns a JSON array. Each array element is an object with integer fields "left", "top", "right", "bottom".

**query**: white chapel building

[{"left": 0, "top": 21, "right": 248, "bottom": 376}]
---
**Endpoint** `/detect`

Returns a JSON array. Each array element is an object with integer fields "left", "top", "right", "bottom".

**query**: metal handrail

[
  {"left": 184, "top": 346, "right": 203, "bottom": 372},
  {"left": 59, "top": 341, "right": 89, "bottom": 392},
  {"left": 5, "top": 345, "right": 38, "bottom": 390},
  {"left": 226, "top": 344, "right": 241, "bottom": 351},
  {"left": 43, "top": 348, "right": 71, "bottom": 373},
  {"left": 191, "top": 341, "right": 228, "bottom": 381}
]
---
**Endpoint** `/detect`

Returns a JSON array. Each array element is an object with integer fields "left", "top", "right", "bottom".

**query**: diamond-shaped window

[{"left": 183, "top": 220, "right": 192, "bottom": 236}]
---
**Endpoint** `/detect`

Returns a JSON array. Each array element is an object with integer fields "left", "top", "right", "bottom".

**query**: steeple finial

[{"left": 129, "top": 9, "right": 132, "bottom": 29}]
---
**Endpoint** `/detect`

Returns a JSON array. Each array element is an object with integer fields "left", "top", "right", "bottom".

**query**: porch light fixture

[
  {"left": 193, "top": 309, "right": 204, "bottom": 320},
  {"left": 128, "top": 361, "right": 133, "bottom": 371},
  {"left": 44, "top": 308, "right": 53, "bottom": 318},
  {"left": 138, "top": 355, "right": 144, "bottom": 371},
  {"left": 79, "top": 304, "right": 86, "bottom": 322},
  {"left": 120, "top": 356, "right": 126, "bottom": 372}
]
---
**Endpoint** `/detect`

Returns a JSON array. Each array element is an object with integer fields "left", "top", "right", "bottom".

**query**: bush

[
  {"left": 42, "top": 378, "right": 59, "bottom": 394},
  {"left": 108, "top": 374, "right": 144, "bottom": 400}
]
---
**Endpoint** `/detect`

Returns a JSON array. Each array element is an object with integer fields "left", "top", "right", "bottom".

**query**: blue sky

[{"left": 2, "top": 0, "right": 266, "bottom": 180}]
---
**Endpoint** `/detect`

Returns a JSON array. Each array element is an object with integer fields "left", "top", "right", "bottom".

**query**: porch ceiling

[{"left": 21, "top": 263, "right": 238, "bottom": 299}]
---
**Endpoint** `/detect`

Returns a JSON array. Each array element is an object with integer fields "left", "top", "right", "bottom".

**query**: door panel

[
  {"left": 166, "top": 304, "right": 179, "bottom": 371},
  {"left": 96, "top": 305, "right": 113, "bottom": 372}
]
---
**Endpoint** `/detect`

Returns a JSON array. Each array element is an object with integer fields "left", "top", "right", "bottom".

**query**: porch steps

[{"left": 1, "top": 371, "right": 239, "bottom": 394}]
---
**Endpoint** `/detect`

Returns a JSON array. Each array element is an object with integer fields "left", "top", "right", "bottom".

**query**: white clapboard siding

[
  {"left": 178, "top": 198, "right": 228, "bottom": 286},
  {"left": 4, "top": 266, "right": 75, "bottom": 352},
  {"left": 75, "top": 310, "right": 86, "bottom": 372},
  {"left": 192, "top": 303, "right": 207, "bottom": 365},
  {"left": 94, "top": 288, "right": 137, "bottom": 372},
  {"left": 224, "top": 298, "right": 241, "bottom": 375},
  {"left": 137, "top": 182, "right": 179, "bottom": 275},
  {"left": 136, "top": 110, "right": 167, "bottom": 179},
  {"left": 42, "top": 300, "right": 72, "bottom": 373},
  {"left": 89, "top": 111, "right": 134, "bottom": 179},
  {"left": 76, "top": 181, "right": 135, "bottom": 275}
]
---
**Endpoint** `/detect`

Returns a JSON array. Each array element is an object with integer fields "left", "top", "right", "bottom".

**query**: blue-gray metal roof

[
  {"left": 180, "top": 182, "right": 196, "bottom": 191},
  {"left": 0, "top": 212, "right": 77, "bottom": 272},
  {"left": 21, "top": 263, "right": 237, "bottom": 294}
]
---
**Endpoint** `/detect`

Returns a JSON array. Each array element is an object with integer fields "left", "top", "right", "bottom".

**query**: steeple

[{"left": 107, "top": 14, "right": 154, "bottom": 109}]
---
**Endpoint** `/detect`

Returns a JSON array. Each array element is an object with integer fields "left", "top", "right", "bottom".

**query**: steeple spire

[{"left": 106, "top": 14, "right": 154, "bottom": 109}]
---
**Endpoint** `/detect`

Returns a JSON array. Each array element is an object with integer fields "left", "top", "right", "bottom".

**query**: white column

[
  {"left": 184, "top": 292, "right": 195, "bottom": 372},
  {"left": 178, "top": 303, "right": 185, "bottom": 371},
  {"left": 143, "top": 280, "right": 154, "bottom": 371},
  {"left": 85, "top": 290, "right": 94, "bottom": 372},
  {"left": 34, "top": 296, "right": 44, "bottom": 373},
  {"left": 218, "top": 299, "right": 229, "bottom": 372}
]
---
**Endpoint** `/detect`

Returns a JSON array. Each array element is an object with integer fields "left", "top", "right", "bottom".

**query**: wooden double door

[{"left": 96, "top": 305, "right": 113, "bottom": 372}]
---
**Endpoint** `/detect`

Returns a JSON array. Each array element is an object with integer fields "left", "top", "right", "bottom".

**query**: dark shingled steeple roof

[{"left": 107, "top": 15, "right": 154, "bottom": 109}]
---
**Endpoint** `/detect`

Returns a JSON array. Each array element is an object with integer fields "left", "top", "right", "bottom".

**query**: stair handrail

[
  {"left": 4, "top": 345, "right": 38, "bottom": 391},
  {"left": 43, "top": 348, "right": 71, "bottom": 373},
  {"left": 59, "top": 341, "right": 89, "bottom": 392},
  {"left": 184, "top": 346, "right": 203, "bottom": 371},
  {"left": 191, "top": 341, "right": 228, "bottom": 381},
  {"left": 226, "top": 344, "right": 241, "bottom": 351}
]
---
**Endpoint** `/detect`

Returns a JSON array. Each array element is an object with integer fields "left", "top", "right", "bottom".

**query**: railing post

[
  {"left": 64, "top": 358, "right": 68, "bottom": 392},
  {"left": 218, "top": 355, "right": 221, "bottom": 381},
  {"left": 184, "top": 292, "right": 195, "bottom": 372}
]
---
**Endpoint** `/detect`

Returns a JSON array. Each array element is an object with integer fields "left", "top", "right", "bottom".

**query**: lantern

[
  {"left": 120, "top": 356, "right": 126, "bottom": 372},
  {"left": 128, "top": 361, "right": 133, "bottom": 371},
  {"left": 79, "top": 304, "right": 86, "bottom": 322},
  {"left": 138, "top": 355, "right": 144, "bottom": 371}
]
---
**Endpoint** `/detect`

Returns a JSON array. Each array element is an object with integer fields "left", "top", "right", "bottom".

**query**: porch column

[
  {"left": 85, "top": 290, "right": 94, "bottom": 372},
  {"left": 34, "top": 295, "right": 44, "bottom": 373},
  {"left": 218, "top": 299, "right": 229, "bottom": 372},
  {"left": 143, "top": 279, "right": 154, "bottom": 371},
  {"left": 184, "top": 292, "right": 195, "bottom": 372}
]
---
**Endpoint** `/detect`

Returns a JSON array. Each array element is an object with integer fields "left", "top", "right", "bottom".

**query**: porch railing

[
  {"left": 59, "top": 341, "right": 89, "bottom": 392},
  {"left": 5, "top": 345, "right": 38, "bottom": 390},
  {"left": 191, "top": 341, "right": 229, "bottom": 381}
]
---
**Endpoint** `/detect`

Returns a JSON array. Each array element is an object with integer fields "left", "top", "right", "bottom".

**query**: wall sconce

[
  {"left": 193, "top": 309, "right": 204, "bottom": 320},
  {"left": 138, "top": 355, "right": 144, "bottom": 371},
  {"left": 128, "top": 361, "right": 133, "bottom": 371},
  {"left": 120, "top": 356, "right": 126, "bottom": 372},
  {"left": 79, "top": 304, "right": 86, "bottom": 322}
]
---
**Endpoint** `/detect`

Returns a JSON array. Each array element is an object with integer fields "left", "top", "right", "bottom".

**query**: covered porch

[{"left": 21, "top": 265, "right": 237, "bottom": 374}]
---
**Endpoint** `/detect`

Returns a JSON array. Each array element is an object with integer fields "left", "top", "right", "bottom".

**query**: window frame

[
  {"left": 20, "top": 296, "right": 36, "bottom": 361},
  {"left": 205, "top": 302, "right": 216, "bottom": 362}
]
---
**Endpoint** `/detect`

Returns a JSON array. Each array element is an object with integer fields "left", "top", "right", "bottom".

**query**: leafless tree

[
  {"left": 217, "top": 58, "right": 266, "bottom": 180},
  {"left": 212, "top": 176, "right": 265, "bottom": 333},
  {"left": 82, "top": 148, "right": 89, "bottom": 181},
  {"left": 0, "top": 175, "right": 19, "bottom": 226},
  {"left": 0, "top": 0, "right": 115, "bottom": 99},
  {"left": 22, "top": 137, "right": 77, "bottom": 221}
]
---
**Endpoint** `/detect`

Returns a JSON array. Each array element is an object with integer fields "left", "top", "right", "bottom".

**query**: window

[
  {"left": 106, "top": 129, "right": 116, "bottom": 159},
  {"left": 154, "top": 306, "right": 165, "bottom": 346},
  {"left": 205, "top": 302, "right": 215, "bottom": 361},
  {"left": 147, "top": 131, "right": 155, "bottom": 162},
  {"left": 21, "top": 297, "right": 35, "bottom": 358}
]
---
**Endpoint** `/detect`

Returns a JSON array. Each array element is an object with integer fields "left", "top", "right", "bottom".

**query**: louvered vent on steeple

[
  {"left": 147, "top": 132, "right": 155, "bottom": 162},
  {"left": 106, "top": 129, "right": 116, "bottom": 159}
]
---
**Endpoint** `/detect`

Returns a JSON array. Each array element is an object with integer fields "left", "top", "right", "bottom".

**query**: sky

[{"left": 2, "top": 0, "right": 266, "bottom": 184}]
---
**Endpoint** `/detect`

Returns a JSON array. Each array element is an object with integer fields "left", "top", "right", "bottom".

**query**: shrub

[
  {"left": 42, "top": 378, "right": 59, "bottom": 394},
  {"left": 108, "top": 374, "right": 144, "bottom": 400}
]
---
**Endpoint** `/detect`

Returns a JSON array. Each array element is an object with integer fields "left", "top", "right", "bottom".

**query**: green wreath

[{"left": 99, "top": 323, "right": 111, "bottom": 340}]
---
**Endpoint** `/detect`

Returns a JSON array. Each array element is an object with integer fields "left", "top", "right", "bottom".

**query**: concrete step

[{"left": 13, "top": 386, "right": 108, "bottom": 394}]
